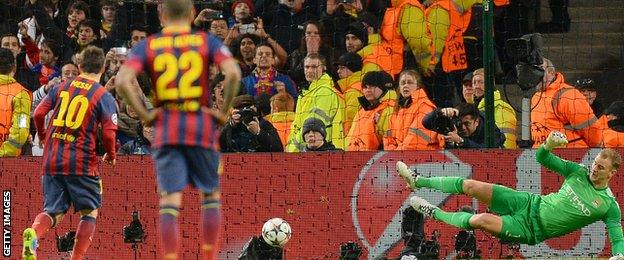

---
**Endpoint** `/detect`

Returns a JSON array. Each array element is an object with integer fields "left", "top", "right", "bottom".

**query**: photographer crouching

[
  {"left": 219, "top": 95, "right": 283, "bottom": 152},
  {"left": 423, "top": 103, "right": 505, "bottom": 148}
]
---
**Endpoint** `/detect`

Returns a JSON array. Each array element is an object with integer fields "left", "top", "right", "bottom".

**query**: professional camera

[
  {"left": 505, "top": 33, "right": 545, "bottom": 91},
  {"left": 455, "top": 230, "right": 478, "bottom": 259},
  {"left": 431, "top": 111, "right": 462, "bottom": 135},
  {"left": 339, "top": 241, "right": 362, "bottom": 260},
  {"left": 499, "top": 239, "right": 520, "bottom": 259},
  {"left": 238, "top": 107, "right": 258, "bottom": 125},
  {"left": 56, "top": 231, "right": 76, "bottom": 252},
  {"left": 238, "top": 236, "right": 283, "bottom": 260},
  {"left": 420, "top": 230, "right": 440, "bottom": 258},
  {"left": 123, "top": 211, "right": 146, "bottom": 244}
]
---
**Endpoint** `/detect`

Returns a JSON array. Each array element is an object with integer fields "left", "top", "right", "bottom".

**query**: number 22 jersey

[{"left": 124, "top": 27, "right": 234, "bottom": 150}]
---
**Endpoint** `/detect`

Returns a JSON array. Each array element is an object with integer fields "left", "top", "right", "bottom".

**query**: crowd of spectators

[{"left": 0, "top": 0, "right": 620, "bottom": 157}]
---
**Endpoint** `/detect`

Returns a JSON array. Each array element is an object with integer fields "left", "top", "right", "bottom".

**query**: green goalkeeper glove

[{"left": 544, "top": 131, "right": 568, "bottom": 151}]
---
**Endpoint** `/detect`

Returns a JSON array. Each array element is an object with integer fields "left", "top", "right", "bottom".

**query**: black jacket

[
  {"left": 219, "top": 118, "right": 283, "bottom": 153},
  {"left": 302, "top": 141, "right": 341, "bottom": 152},
  {"left": 422, "top": 109, "right": 505, "bottom": 148}
]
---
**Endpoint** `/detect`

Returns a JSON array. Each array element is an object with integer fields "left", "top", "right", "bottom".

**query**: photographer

[
  {"left": 423, "top": 103, "right": 505, "bottom": 148},
  {"left": 219, "top": 95, "right": 283, "bottom": 152}
]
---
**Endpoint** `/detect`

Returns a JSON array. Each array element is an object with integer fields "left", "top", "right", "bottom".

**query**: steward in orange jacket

[
  {"left": 347, "top": 71, "right": 397, "bottom": 151},
  {"left": 531, "top": 60, "right": 606, "bottom": 148},
  {"left": 427, "top": 0, "right": 468, "bottom": 73},
  {"left": 361, "top": 0, "right": 430, "bottom": 77},
  {"left": 265, "top": 92, "right": 296, "bottom": 149},
  {"left": 384, "top": 70, "right": 440, "bottom": 150}
]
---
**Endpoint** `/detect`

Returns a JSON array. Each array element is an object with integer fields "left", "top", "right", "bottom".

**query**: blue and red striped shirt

[
  {"left": 34, "top": 76, "right": 118, "bottom": 176},
  {"left": 124, "top": 27, "right": 233, "bottom": 150}
]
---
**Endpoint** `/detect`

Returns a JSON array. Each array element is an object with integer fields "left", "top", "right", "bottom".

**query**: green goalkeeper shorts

[{"left": 489, "top": 185, "right": 544, "bottom": 245}]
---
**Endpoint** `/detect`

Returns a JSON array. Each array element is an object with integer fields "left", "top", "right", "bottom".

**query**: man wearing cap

[
  {"left": 347, "top": 70, "right": 397, "bottom": 151},
  {"left": 219, "top": 95, "right": 283, "bottom": 152},
  {"left": 301, "top": 117, "right": 341, "bottom": 151},
  {"left": 345, "top": 23, "right": 368, "bottom": 54},
  {"left": 602, "top": 101, "right": 624, "bottom": 148},
  {"left": 335, "top": 52, "right": 364, "bottom": 134}
]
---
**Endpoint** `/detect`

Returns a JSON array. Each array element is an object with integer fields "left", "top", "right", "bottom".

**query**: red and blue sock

[
  {"left": 32, "top": 212, "right": 54, "bottom": 237},
  {"left": 71, "top": 215, "right": 96, "bottom": 260},
  {"left": 201, "top": 199, "right": 221, "bottom": 260},
  {"left": 160, "top": 205, "right": 180, "bottom": 260}
]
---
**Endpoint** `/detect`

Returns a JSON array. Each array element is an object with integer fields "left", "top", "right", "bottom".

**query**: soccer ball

[{"left": 261, "top": 218, "right": 292, "bottom": 247}]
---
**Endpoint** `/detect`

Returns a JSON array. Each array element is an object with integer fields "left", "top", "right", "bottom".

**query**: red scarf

[{"left": 252, "top": 67, "right": 277, "bottom": 95}]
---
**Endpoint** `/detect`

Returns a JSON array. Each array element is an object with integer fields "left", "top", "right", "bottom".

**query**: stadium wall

[{"left": 1, "top": 149, "right": 623, "bottom": 259}]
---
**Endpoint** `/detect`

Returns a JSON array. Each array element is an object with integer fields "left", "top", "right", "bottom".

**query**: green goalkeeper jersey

[{"left": 536, "top": 146, "right": 624, "bottom": 255}]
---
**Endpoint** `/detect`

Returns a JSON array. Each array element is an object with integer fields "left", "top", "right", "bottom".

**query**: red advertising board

[{"left": 1, "top": 149, "right": 623, "bottom": 259}]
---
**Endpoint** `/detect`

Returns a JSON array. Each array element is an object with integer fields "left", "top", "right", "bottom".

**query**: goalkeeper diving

[{"left": 397, "top": 131, "right": 624, "bottom": 259}]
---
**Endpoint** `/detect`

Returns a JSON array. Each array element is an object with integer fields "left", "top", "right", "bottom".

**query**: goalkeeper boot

[
  {"left": 396, "top": 161, "right": 419, "bottom": 189},
  {"left": 409, "top": 196, "right": 438, "bottom": 219},
  {"left": 22, "top": 228, "right": 38, "bottom": 260}
]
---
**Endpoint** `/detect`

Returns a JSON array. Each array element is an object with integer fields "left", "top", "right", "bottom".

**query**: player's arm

[
  {"left": 116, "top": 66, "right": 150, "bottom": 121},
  {"left": 0, "top": 90, "right": 31, "bottom": 157},
  {"left": 219, "top": 57, "right": 241, "bottom": 116},
  {"left": 116, "top": 40, "right": 154, "bottom": 125},
  {"left": 33, "top": 87, "right": 55, "bottom": 145},
  {"left": 536, "top": 131, "right": 582, "bottom": 177},
  {"left": 604, "top": 201, "right": 624, "bottom": 256},
  {"left": 97, "top": 92, "right": 118, "bottom": 165}
]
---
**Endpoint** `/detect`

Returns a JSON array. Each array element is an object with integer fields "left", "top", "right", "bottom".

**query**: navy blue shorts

[
  {"left": 42, "top": 175, "right": 102, "bottom": 214},
  {"left": 152, "top": 146, "right": 220, "bottom": 195}
]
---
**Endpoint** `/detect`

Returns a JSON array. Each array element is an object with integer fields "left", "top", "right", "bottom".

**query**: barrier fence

[{"left": 1, "top": 148, "right": 623, "bottom": 259}]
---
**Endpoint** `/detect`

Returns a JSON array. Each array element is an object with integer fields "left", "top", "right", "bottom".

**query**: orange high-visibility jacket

[
  {"left": 384, "top": 88, "right": 441, "bottom": 150},
  {"left": 338, "top": 71, "right": 364, "bottom": 135},
  {"left": 265, "top": 111, "right": 296, "bottom": 149},
  {"left": 347, "top": 91, "right": 396, "bottom": 151},
  {"left": 427, "top": 0, "right": 468, "bottom": 72},
  {"left": 602, "top": 129, "right": 624, "bottom": 148},
  {"left": 494, "top": 0, "right": 510, "bottom": 7},
  {"left": 362, "top": 0, "right": 425, "bottom": 76},
  {"left": 530, "top": 73, "right": 607, "bottom": 148}
]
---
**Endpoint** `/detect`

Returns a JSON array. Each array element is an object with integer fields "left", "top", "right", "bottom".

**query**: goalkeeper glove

[{"left": 544, "top": 131, "right": 568, "bottom": 151}]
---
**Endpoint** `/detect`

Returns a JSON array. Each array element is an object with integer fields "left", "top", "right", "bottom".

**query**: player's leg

[
  {"left": 397, "top": 162, "right": 495, "bottom": 204},
  {"left": 200, "top": 191, "right": 221, "bottom": 260},
  {"left": 409, "top": 196, "right": 502, "bottom": 232},
  {"left": 67, "top": 175, "right": 102, "bottom": 260},
  {"left": 24, "top": 175, "right": 70, "bottom": 259},
  {"left": 187, "top": 147, "right": 221, "bottom": 260},
  {"left": 71, "top": 209, "right": 98, "bottom": 260},
  {"left": 160, "top": 192, "right": 183, "bottom": 260},
  {"left": 411, "top": 196, "right": 532, "bottom": 244},
  {"left": 153, "top": 147, "right": 189, "bottom": 260}
]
